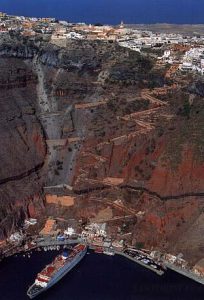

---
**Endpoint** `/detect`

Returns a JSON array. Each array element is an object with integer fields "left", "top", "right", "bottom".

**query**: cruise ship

[{"left": 27, "top": 244, "right": 87, "bottom": 299}]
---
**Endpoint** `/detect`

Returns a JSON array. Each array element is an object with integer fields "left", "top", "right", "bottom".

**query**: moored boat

[{"left": 27, "top": 244, "right": 87, "bottom": 299}]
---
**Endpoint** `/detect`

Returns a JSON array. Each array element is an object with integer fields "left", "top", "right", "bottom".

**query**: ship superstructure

[{"left": 27, "top": 244, "right": 87, "bottom": 299}]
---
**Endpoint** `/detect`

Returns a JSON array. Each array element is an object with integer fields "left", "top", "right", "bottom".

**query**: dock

[
  {"left": 116, "top": 251, "right": 164, "bottom": 276},
  {"left": 88, "top": 243, "right": 164, "bottom": 276}
]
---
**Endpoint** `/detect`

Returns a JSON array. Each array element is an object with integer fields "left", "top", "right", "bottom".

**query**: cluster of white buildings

[
  {"left": 80, "top": 222, "right": 124, "bottom": 251},
  {"left": 2, "top": 11, "right": 204, "bottom": 78},
  {"left": 0, "top": 12, "right": 56, "bottom": 35},
  {"left": 1, "top": 11, "right": 204, "bottom": 57},
  {"left": 164, "top": 253, "right": 188, "bottom": 267},
  {"left": 8, "top": 232, "right": 24, "bottom": 244},
  {"left": 180, "top": 47, "right": 204, "bottom": 75},
  {"left": 55, "top": 227, "right": 77, "bottom": 241},
  {"left": 117, "top": 30, "right": 204, "bottom": 51},
  {"left": 118, "top": 31, "right": 184, "bottom": 51},
  {"left": 64, "top": 227, "right": 75, "bottom": 237},
  {"left": 24, "top": 218, "right": 37, "bottom": 228},
  {"left": 81, "top": 223, "right": 107, "bottom": 239}
]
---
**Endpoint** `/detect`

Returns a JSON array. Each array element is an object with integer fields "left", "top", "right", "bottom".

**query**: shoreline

[
  {"left": 1, "top": 10, "right": 204, "bottom": 28},
  {"left": 2, "top": 241, "right": 204, "bottom": 287},
  {"left": 165, "top": 263, "right": 204, "bottom": 286},
  {"left": 115, "top": 251, "right": 164, "bottom": 276}
]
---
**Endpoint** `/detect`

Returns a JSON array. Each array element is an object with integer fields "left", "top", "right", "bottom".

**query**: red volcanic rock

[
  {"left": 0, "top": 57, "right": 46, "bottom": 239},
  {"left": 28, "top": 203, "right": 37, "bottom": 218},
  {"left": 147, "top": 147, "right": 204, "bottom": 197},
  {"left": 32, "top": 132, "right": 46, "bottom": 157},
  {"left": 1, "top": 35, "right": 204, "bottom": 264},
  {"left": 131, "top": 193, "right": 204, "bottom": 254}
]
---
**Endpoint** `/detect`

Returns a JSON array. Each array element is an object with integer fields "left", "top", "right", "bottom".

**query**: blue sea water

[
  {"left": 0, "top": 250, "right": 204, "bottom": 300},
  {"left": 0, "top": 0, "right": 204, "bottom": 25}
]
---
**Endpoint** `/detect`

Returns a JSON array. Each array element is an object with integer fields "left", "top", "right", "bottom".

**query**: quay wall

[
  {"left": 115, "top": 251, "right": 164, "bottom": 276},
  {"left": 166, "top": 263, "right": 204, "bottom": 285}
]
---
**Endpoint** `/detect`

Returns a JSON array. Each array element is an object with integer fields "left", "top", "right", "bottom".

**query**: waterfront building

[
  {"left": 193, "top": 259, "right": 204, "bottom": 277},
  {"left": 9, "top": 232, "right": 24, "bottom": 243},
  {"left": 112, "top": 240, "right": 124, "bottom": 251},
  {"left": 165, "top": 253, "right": 177, "bottom": 263},
  {"left": 64, "top": 227, "right": 75, "bottom": 237},
  {"left": 40, "top": 219, "right": 59, "bottom": 236}
]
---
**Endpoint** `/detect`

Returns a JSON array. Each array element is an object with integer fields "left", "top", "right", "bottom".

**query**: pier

[
  {"left": 4, "top": 234, "right": 204, "bottom": 286},
  {"left": 34, "top": 236, "right": 165, "bottom": 276},
  {"left": 116, "top": 251, "right": 165, "bottom": 276},
  {"left": 88, "top": 243, "right": 164, "bottom": 275}
]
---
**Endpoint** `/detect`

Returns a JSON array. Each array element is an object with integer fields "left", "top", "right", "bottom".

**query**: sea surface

[
  {"left": 0, "top": 250, "right": 204, "bottom": 300},
  {"left": 0, "top": 0, "right": 204, "bottom": 25}
]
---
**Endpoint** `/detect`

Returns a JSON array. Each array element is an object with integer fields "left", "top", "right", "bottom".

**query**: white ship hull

[{"left": 27, "top": 246, "right": 87, "bottom": 299}]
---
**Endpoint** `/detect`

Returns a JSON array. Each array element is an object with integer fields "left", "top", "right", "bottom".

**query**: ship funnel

[{"left": 62, "top": 251, "right": 69, "bottom": 259}]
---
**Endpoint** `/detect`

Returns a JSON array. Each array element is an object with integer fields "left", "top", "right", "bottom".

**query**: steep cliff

[
  {"left": 1, "top": 33, "right": 204, "bottom": 263},
  {"left": 0, "top": 37, "right": 46, "bottom": 238}
]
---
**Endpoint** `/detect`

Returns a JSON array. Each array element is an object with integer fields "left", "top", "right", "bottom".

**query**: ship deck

[
  {"left": 38, "top": 244, "right": 86, "bottom": 280},
  {"left": 27, "top": 284, "right": 44, "bottom": 298}
]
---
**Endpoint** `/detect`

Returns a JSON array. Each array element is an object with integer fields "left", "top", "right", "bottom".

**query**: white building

[
  {"left": 9, "top": 232, "right": 24, "bottom": 243},
  {"left": 64, "top": 227, "right": 75, "bottom": 236},
  {"left": 66, "top": 32, "right": 84, "bottom": 40},
  {"left": 84, "top": 223, "right": 107, "bottom": 238},
  {"left": 24, "top": 218, "right": 37, "bottom": 226},
  {"left": 165, "top": 253, "right": 177, "bottom": 263}
]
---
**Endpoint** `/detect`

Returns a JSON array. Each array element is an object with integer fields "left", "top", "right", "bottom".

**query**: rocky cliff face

[
  {"left": 1, "top": 33, "right": 204, "bottom": 263},
  {"left": 0, "top": 37, "right": 46, "bottom": 238}
]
